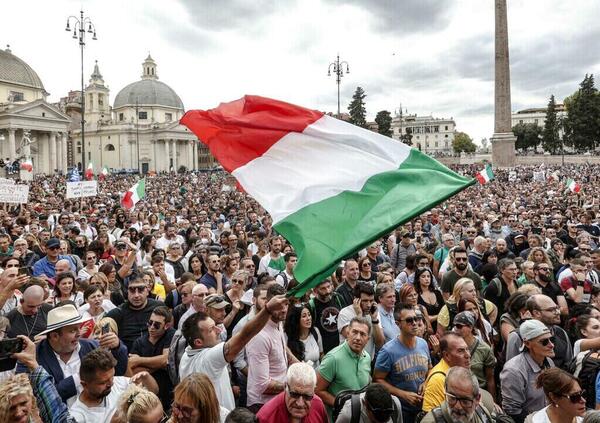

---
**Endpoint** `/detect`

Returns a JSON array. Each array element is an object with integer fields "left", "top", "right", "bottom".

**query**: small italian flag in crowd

[
  {"left": 565, "top": 178, "right": 581, "bottom": 193},
  {"left": 99, "top": 166, "right": 109, "bottom": 181},
  {"left": 475, "top": 164, "right": 494, "bottom": 185},
  {"left": 85, "top": 162, "right": 94, "bottom": 181},
  {"left": 20, "top": 159, "right": 33, "bottom": 172},
  {"left": 121, "top": 178, "right": 145, "bottom": 210}
]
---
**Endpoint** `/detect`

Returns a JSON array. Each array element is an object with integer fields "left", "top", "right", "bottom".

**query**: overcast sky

[{"left": 2, "top": 0, "right": 599, "bottom": 143}]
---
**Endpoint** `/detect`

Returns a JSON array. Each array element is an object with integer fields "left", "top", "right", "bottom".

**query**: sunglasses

[
  {"left": 537, "top": 337, "right": 553, "bottom": 347},
  {"left": 231, "top": 279, "right": 245, "bottom": 285},
  {"left": 48, "top": 246, "right": 60, "bottom": 250},
  {"left": 562, "top": 390, "right": 586, "bottom": 403},
  {"left": 286, "top": 386, "right": 314, "bottom": 402},
  {"left": 399, "top": 317, "right": 419, "bottom": 325},
  {"left": 128, "top": 286, "right": 146, "bottom": 293},
  {"left": 454, "top": 257, "right": 468, "bottom": 262},
  {"left": 116, "top": 245, "right": 128, "bottom": 250},
  {"left": 147, "top": 319, "right": 163, "bottom": 330}
]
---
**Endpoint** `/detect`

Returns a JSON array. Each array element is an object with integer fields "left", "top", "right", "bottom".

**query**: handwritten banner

[
  {"left": 66, "top": 181, "right": 98, "bottom": 199},
  {"left": 0, "top": 184, "right": 29, "bottom": 203}
]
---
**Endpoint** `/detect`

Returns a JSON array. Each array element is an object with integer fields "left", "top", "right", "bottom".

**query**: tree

[
  {"left": 375, "top": 110, "right": 392, "bottom": 137},
  {"left": 348, "top": 87, "right": 367, "bottom": 128},
  {"left": 401, "top": 127, "right": 413, "bottom": 146},
  {"left": 563, "top": 74, "right": 600, "bottom": 151},
  {"left": 542, "top": 94, "right": 561, "bottom": 154},
  {"left": 452, "top": 132, "right": 476, "bottom": 154},
  {"left": 512, "top": 123, "right": 542, "bottom": 151}
]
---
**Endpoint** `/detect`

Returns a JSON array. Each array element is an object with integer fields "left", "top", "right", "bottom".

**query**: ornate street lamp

[{"left": 327, "top": 54, "right": 349, "bottom": 117}]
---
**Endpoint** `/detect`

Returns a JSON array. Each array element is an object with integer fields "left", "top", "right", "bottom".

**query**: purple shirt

[{"left": 246, "top": 319, "right": 288, "bottom": 406}]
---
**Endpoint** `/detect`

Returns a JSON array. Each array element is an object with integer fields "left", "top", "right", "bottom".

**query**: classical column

[
  {"left": 49, "top": 132, "right": 57, "bottom": 173},
  {"left": 193, "top": 141, "right": 198, "bottom": 170},
  {"left": 491, "top": 0, "right": 516, "bottom": 168},
  {"left": 164, "top": 139, "right": 171, "bottom": 172},
  {"left": 8, "top": 129, "right": 16, "bottom": 161},
  {"left": 39, "top": 133, "right": 49, "bottom": 174},
  {"left": 172, "top": 140, "right": 178, "bottom": 171},
  {"left": 56, "top": 134, "right": 63, "bottom": 172},
  {"left": 61, "top": 133, "right": 68, "bottom": 173}
]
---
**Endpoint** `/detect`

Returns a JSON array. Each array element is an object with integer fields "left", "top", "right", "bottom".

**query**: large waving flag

[
  {"left": 181, "top": 96, "right": 474, "bottom": 295},
  {"left": 565, "top": 178, "right": 581, "bottom": 193},
  {"left": 475, "top": 164, "right": 494, "bottom": 185},
  {"left": 121, "top": 179, "right": 145, "bottom": 210},
  {"left": 85, "top": 162, "right": 94, "bottom": 181}
]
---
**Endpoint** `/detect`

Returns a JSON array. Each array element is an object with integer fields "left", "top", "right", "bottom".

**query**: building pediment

[{"left": 0, "top": 99, "right": 71, "bottom": 123}]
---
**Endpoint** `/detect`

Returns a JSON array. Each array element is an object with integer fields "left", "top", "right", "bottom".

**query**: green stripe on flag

[{"left": 280, "top": 149, "right": 475, "bottom": 297}]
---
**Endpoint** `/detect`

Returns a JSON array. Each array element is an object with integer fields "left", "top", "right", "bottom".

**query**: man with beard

[
  {"left": 308, "top": 278, "right": 344, "bottom": 354},
  {"left": 258, "top": 237, "right": 285, "bottom": 277},
  {"left": 532, "top": 262, "right": 568, "bottom": 316},
  {"left": 105, "top": 277, "right": 162, "bottom": 350},
  {"left": 493, "top": 238, "right": 515, "bottom": 261},
  {"left": 421, "top": 367, "right": 496, "bottom": 423},
  {"left": 440, "top": 248, "right": 482, "bottom": 300},
  {"left": 199, "top": 254, "right": 224, "bottom": 292},
  {"left": 69, "top": 348, "right": 158, "bottom": 422}
]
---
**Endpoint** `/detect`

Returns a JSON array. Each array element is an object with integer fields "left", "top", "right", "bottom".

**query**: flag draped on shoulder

[
  {"left": 85, "top": 162, "right": 94, "bottom": 181},
  {"left": 565, "top": 178, "right": 581, "bottom": 193},
  {"left": 121, "top": 179, "right": 145, "bottom": 210},
  {"left": 475, "top": 164, "right": 494, "bottom": 185},
  {"left": 181, "top": 95, "right": 475, "bottom": 295}
]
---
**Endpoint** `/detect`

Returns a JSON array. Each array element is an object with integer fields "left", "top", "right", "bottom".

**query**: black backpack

[
  {"left": 332, "top": 387, "right": 400, "bottom": 423},
  {"left": 167, "top": 330, "right": 188, "bottom": 385},
  {"left": 567, "top": 349, "right": 600, "bottom": 409}
]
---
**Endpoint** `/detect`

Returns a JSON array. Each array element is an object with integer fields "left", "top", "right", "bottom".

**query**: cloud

[{"left": 325, "top": 0, "right": 454, "bottom": 35}]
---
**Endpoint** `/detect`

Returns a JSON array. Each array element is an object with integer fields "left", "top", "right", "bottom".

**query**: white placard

[
  {"left": 0, "top": 178, "right": 15, "bottom": 185},
  {"left": 66, "top": 181, "right": 98, "bottom": 199},
  {"left": 0, "top": 184, "right": 29, "bottom": 203}
]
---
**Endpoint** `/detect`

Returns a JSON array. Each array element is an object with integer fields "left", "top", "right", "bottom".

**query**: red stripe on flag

[
  {"left": 121, "top": 191, "right": 134, "bottom": 210},
  {"left": 475, "top": 173, "right": 486, "bottom": 185},
  {"left": 180, "top": 95, "right": 324, "bottom": 172}
]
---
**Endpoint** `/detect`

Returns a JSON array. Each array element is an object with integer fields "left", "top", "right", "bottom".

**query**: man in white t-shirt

[
  {"left": 179, "top": 293, "right": 289, "bottom": 411},
  {"left": 69, "top": 348, "right": 158, "bottom": 422}
]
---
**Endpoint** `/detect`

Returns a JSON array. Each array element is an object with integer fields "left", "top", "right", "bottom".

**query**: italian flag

[
  {"left": 84, "top": 162, "right": 94, "bottom": 181},
  {"left": 181, "top": 96, "right": 474, "bottom": 295},
  {"left": 566, "top": 178, "right": 581, "bottom": 193},
  {"left": 20, "top": 159, "right": 33, "bottom": 172},
  {"left": 475, "top": 164, "right": 494, "bottom": 185},
  {"left": 99, "top": 166, "right": 109, "bottom": 181},
  {"left": 121, "top": 179, "right": 145, "bottom": 210}
]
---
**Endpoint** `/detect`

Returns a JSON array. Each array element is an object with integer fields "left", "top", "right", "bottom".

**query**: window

[
  {"left": 8, "top": 91, "right": 24, "bottom": 102},
  {"left": 519, "top": 119, "right": 523, "bottom": 124},
  {"left": 119, "top": 113, "right": 124, "bottom": 121},
  {"left": 445, "top": 135, "right": 448, "bottom": 138},
  {"left": 98, "top": 94, "right": 104, "bottom": 106},
  {"left": 41, "top": 112, "right": 45, "bottom": 117},
  {"left": 105, "top": 144, "right": 116, "bottom": 151},
  {"left": 445, "top": 125, "right": 448, "bottom": 130},
  {"left": 534, "top": 119, "right": 539, "bottom": 124},
  {"left": 165, "top": 113, "right": 172, "bottom": 122},
  {"left": 77, "top": 147, "right": 81, "bottom": 153},
  {"left": 435, "top": 141, "right": 438, "bottom": 147},
  {"left": 139, "top": 111, "right": 148, "bottom": 120}
]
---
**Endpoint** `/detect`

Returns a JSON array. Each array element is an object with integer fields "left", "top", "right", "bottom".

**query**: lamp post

[
  {"left": 135, "top": 98, "right": 141, "bottom": 174},
  {"left": 65, "top": 10, "right": 97, "bottom": 172},
  {"left": 327, "top": 54, "right": 349, "bottom": 117}
]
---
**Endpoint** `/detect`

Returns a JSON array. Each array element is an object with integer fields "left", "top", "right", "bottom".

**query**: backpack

[
  {"left": 430, "top": 405, "right": 513, "bottom": 423},
  {"left": 276, "top": 271, "right": 290, "bottom": 289},
  {"left": 332, "top": 388, "right": 400, "bottom": 423},
  {"left": 167, "top": 330, "right": 188, "bottom": 385},
  {"left": 483, "top": 277, "right": 502, "bottom": 298},
  {"left": 567, "top": 349, "right": 600, "bottom": 409}
]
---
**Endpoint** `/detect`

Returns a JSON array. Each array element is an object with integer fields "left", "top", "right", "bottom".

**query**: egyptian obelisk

[{"left": 491, "top": 0, "right": 516, "bottom": 167}]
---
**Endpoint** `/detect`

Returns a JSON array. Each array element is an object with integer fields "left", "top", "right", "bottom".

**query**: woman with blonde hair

[
  {"left": 527, "top": 246, "right": 554, "bottom": 271},
  {"left": 111, "top": 384, "right": 164, "bottom": 423},
  {"left": 168, "top": 373, "right": 228, "bottom": 423},
  {"left": 436, "top": 277, "right": 497, "bottom": 336}
]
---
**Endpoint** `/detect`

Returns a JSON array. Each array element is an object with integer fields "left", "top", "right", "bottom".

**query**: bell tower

[{"left": 85, "top": 60, "right": 110, "bottom": 127}]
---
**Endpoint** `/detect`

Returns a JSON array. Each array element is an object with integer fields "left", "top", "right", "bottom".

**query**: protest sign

[
  {"left": 0, "top": 184, "right": 29, "bottom": 203},
  {"left": 66, "top": 181, "right": 98, "bottom": 199}
]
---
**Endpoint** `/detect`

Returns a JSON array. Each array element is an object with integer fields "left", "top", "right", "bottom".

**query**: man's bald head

[{"left": 21, "top": 285, "right": 45, "bottom": 316}]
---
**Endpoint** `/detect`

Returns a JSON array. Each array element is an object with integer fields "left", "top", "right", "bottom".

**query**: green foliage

[
  {"left": 348, "top": 87, "right": 367, "bottom": 128},
  {"left": 452, "top": 132, "right": 476, "bottom": 153},
  {"left": 375, "top": 110, "right": 393, "bottom": 137},
  {"left": 541, "top": 94, "right": 561, "bottom": 154},
  {"left": 563, "top": 74, "right": 600, "bottom": 151},
  {"left": 401, "top": 127, "right": 413, "bottom": 146},
  {"left": 512, "top": 123, "right": 542, "bottom": 151}
]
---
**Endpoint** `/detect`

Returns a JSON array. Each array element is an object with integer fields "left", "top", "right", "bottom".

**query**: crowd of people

[{"left": 0, "top": 163, "right": 600, "bottom": 422}]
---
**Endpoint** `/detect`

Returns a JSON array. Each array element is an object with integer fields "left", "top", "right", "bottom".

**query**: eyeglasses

[
  {"left": 537, "top": 267, "right": 550, "bottom": 272},
  {"left": 171, "top": 402, "right": 194, "bottom": 419},
  {"left": 446, "top": 392, "right": 475, "bottom": 408},
  {"left": 454, "top": 257, "right": 468, "bottom": 262},
  {"left": 128, "top": 286, "right": 146, "bottom": 293},
  {"left": 561, "top": 390, "right": 586, "bottom": 403},
  {"left": 539, "top": 306, "right": 560, "bottom": 314},
  {"left": 147, "top": 319, "right": 163, "bottom": 330},
  {"left": 454, "top": 323, "right": 470, "bottom": 330},
  {"left": 286, "top": 385, "right": 314, "bottom": 402},
  {"left": 231, "top": 279, "right": 245, "bottom": 285},
  {"left": 399, "top": 317, "right": 419, "bottom": 325},
  {"left": 362, "top": 263, "right": 371, "bottom": 267},
  {"left": 116, "top": 245, "right": 128, "bottom": 250},
  {"left": 536, "top": 337, "right": 554, "bottom": 347}
]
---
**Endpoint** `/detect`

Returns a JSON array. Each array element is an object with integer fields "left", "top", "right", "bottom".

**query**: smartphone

[
  {"left": 101, "top": 323, "right": 110, "bottom": 335},
  {"left": 18, "top": 267, "right": 30, "bottom": 276},
  {"left": 370, "top": 305, "right": 378, "bottom": 315},
  {"left": 0, "top": 338, "right": 24, "bottom": 359}
]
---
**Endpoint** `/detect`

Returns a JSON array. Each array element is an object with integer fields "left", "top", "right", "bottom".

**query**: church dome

[
  {"left": 113, "top": 54, "right": 183, "bottom": 110},
  {"left": 0, "top": 46, "right": 47, "bottom": 92}
]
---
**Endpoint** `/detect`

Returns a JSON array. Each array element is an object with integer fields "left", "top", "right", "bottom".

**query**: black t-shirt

[
  {"left": 106, "top": 299, "right": 162, "bottom": 350},
  {"left": 131, "top": 328, "right": 175, "bottom": 410},
  {"left": 335, "top": 282, "right": 354, "bottom": 309},
  {"left": 533, "top": 280, "right": 564, "bottom": 305},
  {"left": 483, "top": 277, "right": 512, "bottom": 319},
  {"left": 6, "top": 303, "right": 53, "bottom": 340},
  {"left": 310, "top": 295, "right": 342, "bottom": 354}
]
